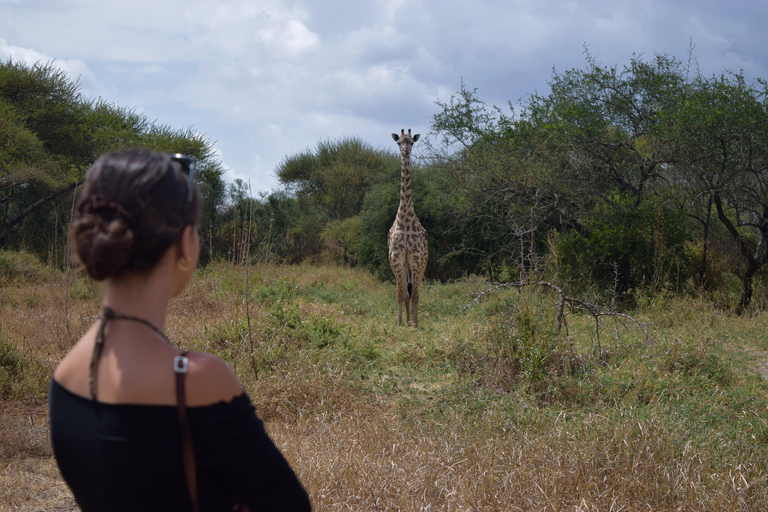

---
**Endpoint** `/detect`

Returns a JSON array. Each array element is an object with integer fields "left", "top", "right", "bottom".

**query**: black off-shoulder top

[{"left": 49, "top": 379, "right": 311, "bottom": 512}]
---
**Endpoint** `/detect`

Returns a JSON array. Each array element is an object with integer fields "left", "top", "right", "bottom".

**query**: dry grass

[
  {"left": 272, "top": 409, "right": 761, "bottom": 511},
  {"left": 2, "top": 259, "right": 768, "bottom": 510},
  {"left": 0, "top": 458, "right": 77, "bottom": 511}
]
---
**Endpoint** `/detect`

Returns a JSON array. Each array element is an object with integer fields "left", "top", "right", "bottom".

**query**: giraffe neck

[{"left": 397, "top": 153, "right": 415, "bottom": 219}]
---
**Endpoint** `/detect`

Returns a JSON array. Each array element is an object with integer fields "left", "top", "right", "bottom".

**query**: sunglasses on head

[{"left": 170, "top": 154, "right": 197, "bottom": 202}]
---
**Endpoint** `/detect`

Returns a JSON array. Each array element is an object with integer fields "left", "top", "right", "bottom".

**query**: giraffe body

[{"left": 387, "top": 129, "right": 428, "bottom": 328}]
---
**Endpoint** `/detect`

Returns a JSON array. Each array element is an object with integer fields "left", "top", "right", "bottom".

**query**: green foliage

[
  {"left": 0, "top": 332, "right": 48, "bottom": 400},
  {"left": 421, "top": 48, "right": 768, "bottom": 311},
  {"left": 357, "top": 177, "right": 400, "bottom": 281},
  {"left": 424, "top": 82, "right": 594, "bottom": 280},
  {"left": 268, "top": 137, "right": 403, "bottom": 265},
  {"left": 322, "top": 216, "right": 363, "bottom": 265},
  {"left": 244, "top": 190, "right": 323, "bottom": 265},
  {"left": 0, "top": 249, "right": 49, "bottom": 284},
  {"left": 277, "top": 137, "right": 400, "bottom": 221},
  {"left": 557, "top": 198, "right": 690, "bottom": 295},
  {"left": 0, "top": 59, "right": 225, "bottom": 263},
  {"left": 664, "top": 70, "right": 768, "bottom": 311}
]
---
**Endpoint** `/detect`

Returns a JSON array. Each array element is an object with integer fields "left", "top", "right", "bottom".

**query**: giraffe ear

[
  {"left": 392, "top": 133, "right": 400, "bottom": 142},
  {"left": 413, "top": 134, "right": 420, "bottom": 142}
]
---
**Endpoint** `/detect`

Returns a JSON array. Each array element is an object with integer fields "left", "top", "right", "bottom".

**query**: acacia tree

[
  {"left": 523, "top": 52, "right": 693, "bottom": 292},
  {"left": 428, "top": 51, "right": 768, "bottom": 309},
  {"left": 0, "top": 61, "right": 82, "bottom": 250},
  {"left": 0, "top": 59, "right": 225, "bottom": 259},
  {"left": 668, "top": 72, "right": 768, "bottom": 312},
  {"left": 276, "top": 137, "right": 399, "bottom": 221},
  {"left": 530, "top": 51, "right": 687, "bottom": 206},
  {"left": 425, "top": 52, "right": 692, "bottom": 290},
  {"left": 275, "top": 136, "right": 400, "bottom": 262}
]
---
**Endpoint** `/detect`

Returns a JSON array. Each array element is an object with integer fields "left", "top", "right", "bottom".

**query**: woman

[{"left": 49, "top": 149, "right": 311, "bottom": 511}]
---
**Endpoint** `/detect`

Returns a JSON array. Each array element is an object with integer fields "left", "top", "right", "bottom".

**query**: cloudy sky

[{"left": 1, "top": 0, "right": 766, "bottom": 193}]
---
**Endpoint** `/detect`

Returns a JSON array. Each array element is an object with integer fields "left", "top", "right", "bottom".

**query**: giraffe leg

[
  {"left": 411, "top": 280, "right": 421, "bottom": 329},
  {"left": 392, "top": 265, "right": 410, "bottom": 327},
  {"left": 410, "top": 257, "right": 428, "bottom": 329},
  {"left": 390, "top": 240, "right": 411, "bottom": 327},
  {"left": 394, "top": 273, "right": 407, "bottom": 326},
  {"left": 404, "top": 297, "right": 411, "bottom": 326}
]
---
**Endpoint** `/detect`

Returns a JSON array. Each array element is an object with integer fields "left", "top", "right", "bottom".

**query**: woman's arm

[{"left": 186, "top": 353, "right": 311, "bottom": 511}]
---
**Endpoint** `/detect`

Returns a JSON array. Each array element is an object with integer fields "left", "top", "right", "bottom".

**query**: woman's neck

[{"left": 102, "top": 271, "right": 171, "bottom": 331}]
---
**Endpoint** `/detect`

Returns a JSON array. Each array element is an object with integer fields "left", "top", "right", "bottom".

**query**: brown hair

[{"left": 71, "top": 149, "right": 200, "bottom": 281}]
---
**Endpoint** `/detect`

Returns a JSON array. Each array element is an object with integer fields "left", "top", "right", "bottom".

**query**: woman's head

[{"left": 71, "top": 149, "right": 200, "bottom": 281}]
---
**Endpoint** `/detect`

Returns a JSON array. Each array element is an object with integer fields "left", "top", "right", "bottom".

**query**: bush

[
  {"left": 0, "top": 249, "right": 49, "bottom": 284},
  {"left": 0, "top": 332, "right": 49, "bottom": 400},
  {"left": 455, "top": 287, "right": 582, "bottom": 395},
  {"left": 557, "top": 198, "right": 690, "bottom": 297},
  {"left": 322, "top": 216, "right": 363, "bottom": 265}
]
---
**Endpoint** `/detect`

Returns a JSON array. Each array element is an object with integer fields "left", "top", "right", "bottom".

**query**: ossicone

[{"left": 392, "top": 128, "right": 421, "bottom": 143}]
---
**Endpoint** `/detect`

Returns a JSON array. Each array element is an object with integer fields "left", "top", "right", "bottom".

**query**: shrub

[
  {"left": 455, "top": 287, "right": 582, "bottom": 395},
  {"left": 557, "top": 198, "right": 690, "bottom": 298},
  {"left": 0, "top": 249, "right": 49, "bottom": 284}
]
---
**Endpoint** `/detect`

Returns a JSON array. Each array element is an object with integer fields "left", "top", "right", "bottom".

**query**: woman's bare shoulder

[
  {"left": 52, "top": 324, "right": 99, "bottom": 396},
  {"left": 184, "top": 352, "right": 244, "bottom": 406}
]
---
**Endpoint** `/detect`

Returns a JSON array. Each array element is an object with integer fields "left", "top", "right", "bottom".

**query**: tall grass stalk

[{"left": 244, "top": 180, "right": 258, "bottom": 380}]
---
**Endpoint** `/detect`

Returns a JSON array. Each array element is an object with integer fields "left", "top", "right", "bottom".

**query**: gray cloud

[{"left": 1, "top": 0, "right": 766, "bottom": 192}]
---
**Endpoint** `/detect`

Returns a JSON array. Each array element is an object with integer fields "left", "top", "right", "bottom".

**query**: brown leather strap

[{"left": 175, "top": 352, "right": 199, "bottom": 512}]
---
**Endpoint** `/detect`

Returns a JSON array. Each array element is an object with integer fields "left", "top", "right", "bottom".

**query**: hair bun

[
  {"left": 79, "top": 195, "right": 131, "bottom": 221},
  {"left": 72, "top": 195, "right": 135, "bottom": 280}
]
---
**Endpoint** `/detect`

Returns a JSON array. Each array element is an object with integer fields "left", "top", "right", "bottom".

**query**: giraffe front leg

[
  {"left": 389, "top": 240, "right": 410, "bottom": 327},
  {"left": 410, "top": 261, "right": 427, "bottom": 329},
  {"left": 404, "top": 297, "right": 411, "bottom": 327},
  {"left": 411, "top": 286, "right": 419, "bottom": 329},
  {"left": 393, "top": 271, "right": 410, "bottom": 326}
]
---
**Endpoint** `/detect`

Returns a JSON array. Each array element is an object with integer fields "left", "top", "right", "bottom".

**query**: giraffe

[{"left": 387, "top": 128, "right": 428, "bottom": 328}]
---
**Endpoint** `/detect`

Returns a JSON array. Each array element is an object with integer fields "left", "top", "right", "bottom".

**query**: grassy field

[{"left": 2, "top": 253, "right": 768, "bottom": 511}]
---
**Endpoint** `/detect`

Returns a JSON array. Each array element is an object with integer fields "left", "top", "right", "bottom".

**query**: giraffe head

[{"left": 392, "top": 128, "right": 420, "bottom": 158}]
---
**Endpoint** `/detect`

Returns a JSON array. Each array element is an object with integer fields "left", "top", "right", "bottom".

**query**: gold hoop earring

[{"left": 177, "top": 257, "right": 192, "bottom": 272}]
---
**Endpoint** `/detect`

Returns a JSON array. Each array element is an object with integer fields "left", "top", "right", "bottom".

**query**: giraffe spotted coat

[{"left": 387, "top": 129, "right": 428, "bottom": 328}]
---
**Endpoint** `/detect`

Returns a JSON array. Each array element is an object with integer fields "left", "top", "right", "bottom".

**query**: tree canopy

[
  {"left": 424, "top": 49, "right": 768, "bottom": 310},
  {"left": 5, "top": 50, "right": 768, "bottom": 313},
  {"left": 0, "top": 59, "right": 225, "bottom": 258}
]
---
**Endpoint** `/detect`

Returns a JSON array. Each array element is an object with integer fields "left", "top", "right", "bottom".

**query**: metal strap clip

[{"left": 173, "top": 355, "right": 189, "bottom": 374}]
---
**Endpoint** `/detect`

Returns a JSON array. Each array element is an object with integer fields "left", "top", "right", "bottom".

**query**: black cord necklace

[{"left": 88, "top": 305, "right": 174, "bottom": 400}]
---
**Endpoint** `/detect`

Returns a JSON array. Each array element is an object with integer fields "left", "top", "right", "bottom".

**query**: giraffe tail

[{"left": 407, "top": 268, "right": 413, "bottom": 297}]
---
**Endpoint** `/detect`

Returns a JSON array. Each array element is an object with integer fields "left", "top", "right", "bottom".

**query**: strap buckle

[{"left": 173, "top": 355, "right": 189, "bottom": 374}]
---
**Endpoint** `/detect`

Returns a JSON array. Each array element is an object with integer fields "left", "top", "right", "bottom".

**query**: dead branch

[{"left": 459, "top": 280, "right": 652, "bottom": 347}]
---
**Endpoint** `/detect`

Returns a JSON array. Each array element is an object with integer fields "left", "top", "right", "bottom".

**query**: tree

[
  {"left": 0, "top": 60, "right": 83, "bottom": 250},
  {"left": 276, "top": 137, "right": 399, "bottom": 222},
  {"left": 668, "top": 71, "right": 768, "bottom": 312},
  {"left": 425, "top": 84, "right": 568, "bottom": 279},
  {"left": 274, "top": 136, "right": 401, "bottom": 263},
  {"left": 0, "top": 59, "right": 225, "bottom": 259},
  {"left": 524, "top": 51, "right": 691, "bottom": 292},
  {"left": 426, "top": 52, "right": 696, "bottom": 293}
]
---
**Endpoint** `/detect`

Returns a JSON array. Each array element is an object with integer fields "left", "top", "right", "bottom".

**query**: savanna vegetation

[{"left": 2, "top": 47, "right": 768, "bottom": 510}]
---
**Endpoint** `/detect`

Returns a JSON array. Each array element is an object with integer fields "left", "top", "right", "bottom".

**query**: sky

[{"left": 1, "top": 0, "right": 767, "bottom": 193}]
